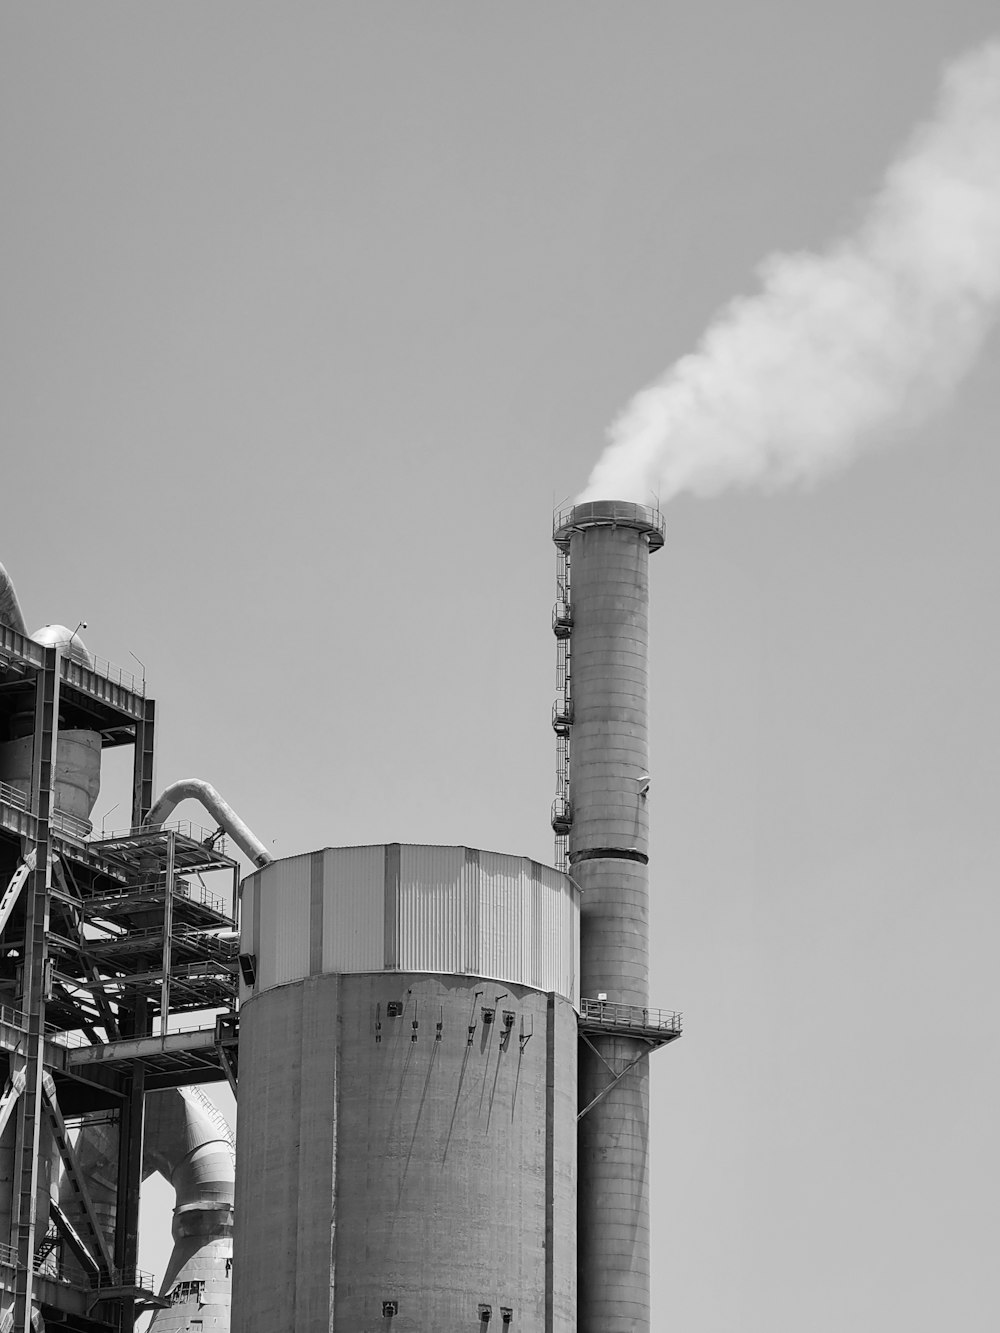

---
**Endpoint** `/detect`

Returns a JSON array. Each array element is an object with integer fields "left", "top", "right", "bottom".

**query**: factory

[{"left": 0, "top": 500, "right": 680, "bottom": 1332}]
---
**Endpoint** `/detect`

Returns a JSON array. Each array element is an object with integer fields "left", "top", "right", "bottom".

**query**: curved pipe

[
  {"left": 145, "top": 779, "right": 273, "bottom": 868},
  {"left": 0, "top": 562, "right": 28, "bottom": 635}
]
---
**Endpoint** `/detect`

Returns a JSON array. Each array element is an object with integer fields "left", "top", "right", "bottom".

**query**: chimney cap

[{"left": 553, "top": 500, "right": 665, "bottom": 552}]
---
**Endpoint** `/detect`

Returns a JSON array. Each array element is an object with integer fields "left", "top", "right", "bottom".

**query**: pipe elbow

[{"left": 145, "top": 778, "right": 273, "bottom": 867}]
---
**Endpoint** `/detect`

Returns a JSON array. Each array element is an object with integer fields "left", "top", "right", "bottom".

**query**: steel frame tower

[{"left": 0, "top": 622, "right": 239, "bottom": 1331}]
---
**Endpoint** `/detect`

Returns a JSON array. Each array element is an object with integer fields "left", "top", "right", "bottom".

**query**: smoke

[{"left": 579, "top": 41, "right": 1000, "bottom": 505}]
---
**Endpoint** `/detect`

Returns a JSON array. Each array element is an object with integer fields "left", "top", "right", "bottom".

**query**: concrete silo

[{"left": 232, "top": 844, "right": 580, "bottom": 1331}]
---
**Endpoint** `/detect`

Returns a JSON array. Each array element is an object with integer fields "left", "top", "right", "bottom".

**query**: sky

[{"left": 3, "top": 4, "right": 999, "bottom": 1330}]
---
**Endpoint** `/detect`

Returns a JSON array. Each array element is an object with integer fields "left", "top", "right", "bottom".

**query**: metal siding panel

[
  {"left": 270, "top": 854, "right": 312, "bottom": 986},
  {"left": 478, "top": 851, "right": 522, "bottom": 985},
  {"left": 397, "top": 845, "right": 466, "bottom": 973},
  {"left": 322, "top": 845, "right": 384, "bottom": 972},
  {"left": 239, "top": 873, "right": 257, "bottom": 955},
  {"left": 461, "top": 847, "right": 478, "bottom": 974},
  {"left": 243, "top": 843, "right": 579, "bottom": 1003}
]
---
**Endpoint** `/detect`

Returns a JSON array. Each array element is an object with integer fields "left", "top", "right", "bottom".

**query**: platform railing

[
  {"left": 0, "top": 781, "right": 91, "bottom": 841},
  {"left": 45, "top": 1024, "right": 92, "bottom": 1049},
  {"left": 0, "top": 781, "right": 27, "bottom": 811},
  {"left": 90, "top": 1266, "right": 157, "bottom": 1292},
  {"left": 95, "top": 820, "right": 232, "bottom": 860},
  {"left": 579, "top": 997, "right": 682, "bottom": 1034},
  {"left": 67, "top": 651, "right": 144, "bottom": 697},
  {"left": 0, "top": 1003, "right": 25, "bottom": 1030},
  {"left": 82, "top": 876, "right": 230, "bottom": 918}
]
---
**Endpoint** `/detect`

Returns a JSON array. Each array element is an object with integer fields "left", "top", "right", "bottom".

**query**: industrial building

[{"left": 0, "top": 499, "right": 680, "bottom": 1332}]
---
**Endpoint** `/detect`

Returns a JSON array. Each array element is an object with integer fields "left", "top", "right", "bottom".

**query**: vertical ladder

[{"left": 551, "top": 544, "right": 573, "bottom": 870}]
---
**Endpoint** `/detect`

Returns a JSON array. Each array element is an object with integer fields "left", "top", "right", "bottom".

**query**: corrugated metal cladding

[{"left": 240, "top": 843, "right": 579, "bottom": 1004}]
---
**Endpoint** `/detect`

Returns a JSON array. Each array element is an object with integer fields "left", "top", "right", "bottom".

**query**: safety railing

[
  {"left": 51, "top": 808, "right": 92, "bottom": 841},
  {"left": 90, "top": 1267, "right": 157, "bottom": 1292},
  {"left": 97, "top": 821, "right": 232, "bottom": 860},
  {"left": 0, "top": 1241, "right": 16, "bottom": 1269},
  {"left": 51, "top": 1012, "right": 234, "bottom": 1049},
  {"left": 45, "top": 1024, "right": 92, "bottom": 1049},
  {"left": 84, "top": 877, "right": 230, "bottom": 918},
  {"left": 67, "top": 653, "right": 142, "bottom": 698},
  {"left": 0, "top": 781, "right": 28, "bottom": 811},
  {"left": 0, "top": 782, "right": 91, "bottom": 841},
  {"left": 0, "top": 625, "right": 144, "bottom": 693},
  {"left": 0, "top": 1003, "right": 25, "bottom": 1030},
  {"left": 579, "top": 998, "right": 682, "bottom": 1034}
]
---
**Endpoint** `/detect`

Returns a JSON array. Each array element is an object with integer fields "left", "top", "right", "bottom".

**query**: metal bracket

[{"left": 577, "top": 1031, "right": 657, "bottom": 1121}]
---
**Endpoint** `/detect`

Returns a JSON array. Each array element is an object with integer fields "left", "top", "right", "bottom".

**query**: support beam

[
  {"left": 49, "top": 1200, "right": 101, "bottom": 1279},
  {"left": 159, "top": 832, "right": 175, "bottom": 1037},
  {"left": 51, "top": 858, "right": 122, "bottom": 1042},
  {"left": 576, "top": 1032, "right": 653, "bottom": 1121},
  {"left": 42, "top": 1073, "right": 116, "bottom": 1277},
  {"left": 131, "top": 698, "right": 155, "bottom": 830},
  {"left": 114, "top": 1001, "right": 149, "bottom": 1332},
  {"left": 0, "top": 1064, "right": 26, "bottom": 1136},
  {"left": 12, "top": 645, "right": 59, "bottom": 1333},
  {"left": 0, "top": 861, "right": 31, "bottom": 939}
]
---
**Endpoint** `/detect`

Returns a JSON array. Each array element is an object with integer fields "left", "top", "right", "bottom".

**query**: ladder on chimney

[{"left": 551, "top": 544, "right": 573, "bottom": 870}]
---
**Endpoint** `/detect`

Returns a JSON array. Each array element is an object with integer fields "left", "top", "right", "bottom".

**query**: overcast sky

[{"left": 3, "top": 5, "right": 999, "bottom": 1330}]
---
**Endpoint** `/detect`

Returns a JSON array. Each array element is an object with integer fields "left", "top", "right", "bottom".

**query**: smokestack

[{"left": 552, "top": 499, "right": 665, "bottom": 1333}]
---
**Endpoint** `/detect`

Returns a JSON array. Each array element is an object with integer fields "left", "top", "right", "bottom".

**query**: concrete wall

[{"left": 232, "top": 972, "right": 576, "bottom": 1333}]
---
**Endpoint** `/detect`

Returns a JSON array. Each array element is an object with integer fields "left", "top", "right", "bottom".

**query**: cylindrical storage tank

[
  {"left": 0, "top": 730, "right": 102, "bottom": 829},
  {"left": 232, "top": 844, "right": 579, "bottom": 1333},
  {"left": 553, "top": 500, "right": 664, "bottom": 1333}
]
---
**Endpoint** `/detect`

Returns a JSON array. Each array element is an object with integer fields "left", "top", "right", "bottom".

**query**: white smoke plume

[{"left": 579, "top": 41, "right": 1000, "bottom": 505}]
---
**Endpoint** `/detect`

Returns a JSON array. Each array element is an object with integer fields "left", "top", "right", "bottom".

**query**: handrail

[
  {"left": 0, "top": 622, "right": 144, "bottom": 697},
  {"left": 90, "top": 1266, "right": 157, "bottom": 1291},
  {"left": 579, "top": 997, "right": 682, "bottom": 1034},
  {"left": 47, "top": 1012, "right": 235, "bottom": 1051},
  {"left": 0, "top": 780, "right": 28, "bottom": 811},
  {"left": 0, "top": 1003, "right": 25, "bottom": 1029},
  {"left": 553, "top": 500, "right": 666, "bottom": 544},
  {"left": 0, "top": 782, "right": 91, "bottom": 840},
  {"left": 84, "top": 876, "right": 230, "bottom": 918},
  {"left": 96, "top": 819, "right": 233, "bottom": 860}
]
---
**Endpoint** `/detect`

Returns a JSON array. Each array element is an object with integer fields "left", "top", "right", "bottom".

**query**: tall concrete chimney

[{"left": 552, "top": 499, "right": 666, "bottom": 1333}]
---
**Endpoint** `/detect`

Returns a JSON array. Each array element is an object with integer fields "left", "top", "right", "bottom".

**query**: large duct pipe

[
  {"left": 62, "top": 1088, "right": 235, "bottom": 1331},
  {"left": 0, "top": 565, "right": 27, "bottom": 636},
  {"left": 144, "top": 1086, "right": 235, "bottom": 1331},
  {"left": 553, "top": 499, "right": 664, "bottom": 1333},
  {"left": 145, "top": 779, "right": 272, "bottom": 868}
]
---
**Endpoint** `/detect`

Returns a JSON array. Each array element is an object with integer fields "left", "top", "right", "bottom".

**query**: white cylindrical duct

[
  {"left": 145, "top": 780, "right": 272, "bottom": 868},
  {"left": 144, "top": 1087, "right": 235, "bottom": 1332},
  {"left": 553, "top": 499, "right": 664, "bottom": 1333},
  {"left": 62, "top": 1088, "right": 235, "bottom": 1331}
]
